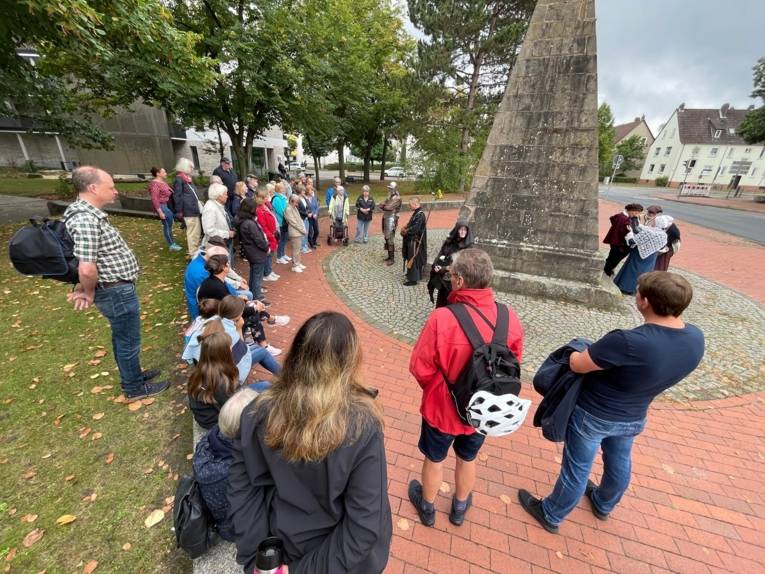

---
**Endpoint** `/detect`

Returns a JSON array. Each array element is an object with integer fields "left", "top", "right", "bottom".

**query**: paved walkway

[
  {"left": 202, "top": 206, "right": 765, "bottom": 574},
  {"left": 0, "top": 194, "right": 51, "bottom": 224}
]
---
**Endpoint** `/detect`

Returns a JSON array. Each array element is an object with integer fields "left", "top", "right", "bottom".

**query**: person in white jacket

[{"left": 203, "top": 183, "right": 235, "bottom": 262}]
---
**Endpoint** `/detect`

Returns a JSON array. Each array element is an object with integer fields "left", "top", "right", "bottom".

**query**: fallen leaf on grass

[
  {"left": 127, "top": 401, "right": 143, "bottom": 412},
  {"left": 89, "top": 373, "right": 100, "bottom": 380},
  {"left": 186, "top": 453, "right": 193, "bottom": 460},
  {"left": 141, "top": 397, "right": 155, "bottom": 406},
  {"left": 79, "top": 427, "right": 92, "bottom": 438},
  {"left": 65, "top": 474, "right": 76, "bottom": 482},
  {"left": 82, "top": 493, "right": 97, "bottom": 503},
  {"left": 53, "top": 414, "right": 65, "bottom": 427},
  {"left": 62, "top": 363, "right": 78, "bottom": 373},
  {"left": 88, "top": 359, "right": 102, "bottom": 366},
  {"left": 94, "top": 350, "right": 107, "bottom": 358},
  {"left": 396, "top": 518, "right": 410, "bottom": 531},
  {"left": 83, "top": 560, "right": 98, "bottom": 574},
  {"left": 164, "top": 496, "right": 175, "bottom": 506},
  {"left": 105, "top": 452, "right": 114, "bottom": 464},
  {"left": 92, "top": 412, "right": 105, "bottom": 420},
  {"left": 22, "top": 528, "right": 44, "bottom": 547},
  {"left": 91, "top": 432, "right": 103, "bottom": 441},
  {"left": 122, "top": 543, "right": 132, "bottom": 551},
  {"left": 4, "top": 548, "right": 16, "bottom": 562},
  {"left": 7, "top": 508, "right": 16, "bottom": 516},
  {"left": 113, "top": 395, "right": 127, "bottom": 404},
  {"left": 144, "top": 509, "right": 165, "bottom": 528},
  {"left": 22, "top": 468, "right": 37, "bottom": 480},
  {"left": 20, "top": 514, "right": 38, "bottom": 523},
  {"left": 55, "top": 514, "right": 77, "bottom": 526}
]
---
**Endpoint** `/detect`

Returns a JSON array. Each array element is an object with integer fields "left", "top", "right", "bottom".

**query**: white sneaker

[
  {"left": 267, "top": 272, "right": 280, "bottom": 280},
  {"left": 284, "top": 255, "right": 292, "bottom": 261},
  {"left": 262, "top": 274, "right": 276, "bottom": 282},
  {"left": 297, "top": 264, "right": 306, "bottom": 271},
  {"left": 266, "top": 345, "right": 282, "bottom": 357},
  {"left": 292, "top": 266, "right": 303, "bottom": 273},
  {"left": 271, "top": 315, "right": 290, "bottom": 327}
]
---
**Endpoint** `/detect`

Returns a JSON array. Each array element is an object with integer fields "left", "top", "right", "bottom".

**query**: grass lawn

[{"left": 0, "top": 217, "right": 193, "bottom": 573}]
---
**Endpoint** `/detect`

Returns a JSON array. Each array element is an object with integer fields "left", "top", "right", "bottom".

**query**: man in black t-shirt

[{"left": 519, "top": 272, "right": 705, "bottom": 533}]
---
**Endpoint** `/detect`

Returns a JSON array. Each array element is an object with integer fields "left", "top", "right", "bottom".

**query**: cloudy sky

[
  {"left": 402, "top": 0, "right": 764, "bottom": 135},
  {"left": 597, "top": 0, "right": 764, "bottom": 134}
]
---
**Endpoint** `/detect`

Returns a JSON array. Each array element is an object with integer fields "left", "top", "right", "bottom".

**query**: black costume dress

[
  {"left": 427, "top": 220, "right": 474, "bottom": 307},
  {"left": 402, "top": 207, "right": 428, "bottom": 282}
]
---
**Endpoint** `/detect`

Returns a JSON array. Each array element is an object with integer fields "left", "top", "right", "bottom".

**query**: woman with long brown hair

[{"left": 228, "top": 311, "right": 391, "bottom": 573}]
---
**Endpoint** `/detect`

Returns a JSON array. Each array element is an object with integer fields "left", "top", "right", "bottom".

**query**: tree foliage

[
  {"left": 738, "top": 57, "right": 765, "bottom": 145},
  {"left": 0, "top": 0, "right": 210, "bottom": 148},
  {"left": 408, "top": 0, "right": 535, "bottom": 192},
  {"left": 615, "top": 135, "right": 646, "bottom": 174},
  {"left": 598, "top": 102, "right": 616, "bottom": 177}
]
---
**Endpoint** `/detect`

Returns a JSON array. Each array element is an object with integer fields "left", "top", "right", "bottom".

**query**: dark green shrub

[{"left": 655, "top": 176, "right": 669, "bottom": 187}]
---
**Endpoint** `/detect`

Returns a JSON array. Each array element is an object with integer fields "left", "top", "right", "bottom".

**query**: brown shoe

[{"left": 386, "top": 259, "right": 395, "bottom": 266}]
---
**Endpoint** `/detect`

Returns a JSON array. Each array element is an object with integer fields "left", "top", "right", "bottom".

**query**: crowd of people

[{"left": 61, "top": 164, "right": 703, "bottom": 573}]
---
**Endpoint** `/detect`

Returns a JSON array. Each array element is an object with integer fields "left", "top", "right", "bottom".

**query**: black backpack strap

[
  {"left": 460, "top": 302, "right": 510, "bottom": 346},
  {"left": 447, "top": 303, "right": 486, "bottom": 351}
]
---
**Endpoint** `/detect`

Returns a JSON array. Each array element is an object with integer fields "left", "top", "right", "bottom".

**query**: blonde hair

[
  {"left": 235, "top": 181, "right": 247, "bottom": 197},
  {"left": 219, "top": 388, "right": 259, "bottom": 438},
  {"left": 258, "top": 312, "right": 382, "bottom": 463},
  {"left": 265, "top": 183, "right": 275, "bottom": 194},
  {"left": 274, "top": 182, "right": 285, "bottom": 194},
  {"left": 175, "top": 157, "right": 195, "bottom": 175}
]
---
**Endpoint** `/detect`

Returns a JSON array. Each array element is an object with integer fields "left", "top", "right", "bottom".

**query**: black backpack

[
  {"left": 173, "top": 474, "right": 215, "bottom": 559},
  {"left": 442, "top": 303, "right": 522, "bottom": 432},
  {"left": 8, "top": 218, "right": 79, "bottom": 284}
]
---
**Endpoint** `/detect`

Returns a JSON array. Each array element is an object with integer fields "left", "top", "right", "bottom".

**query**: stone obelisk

[{"left": 461, "top": 0, "right": 621, "bottom": 309}]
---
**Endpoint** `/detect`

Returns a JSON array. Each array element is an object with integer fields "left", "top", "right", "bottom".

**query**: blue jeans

[
  {"left": 250, "top": 345, "right": 281, "bottom": 375},
  {"left": 248, "top": 260, "right": 265, "bottom": 299},
  {"left": 302, "top": 220, "right": 309, "bottom": 250},
  {"left": 236, "top": 289, "right": 253, "bottom": 301},
  {"left": 355, "top": 218, "right": 371, "bottom": 242},
  {"left": 277, "top": 229, "right": 288, "bottom": 258},
  {"left": 264, "top": 253, "right": 273, "bottom": 276},
  {"left": 94, "top": 283, "right": 143, "bottom": 395},
  {"left": 160, "top": 205, "right": 175, "bottom": 246},
  {"left": 542, "top": 405, "right": 646, "bottom": 525}
]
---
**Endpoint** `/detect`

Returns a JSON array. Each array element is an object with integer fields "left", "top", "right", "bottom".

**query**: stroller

[{"left": 327, "top": 218, "right": 349, "bottom": 246}]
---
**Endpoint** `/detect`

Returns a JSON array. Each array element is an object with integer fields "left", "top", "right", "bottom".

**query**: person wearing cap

[
  {"left": 379, "top": 181, "right": 402, "bottom": 265},
  {"left": 213, "top": 157, "right": 238, "bottom": 199},
  {"left": 645, "top": 205, "right": 681, "bottom": 272}
]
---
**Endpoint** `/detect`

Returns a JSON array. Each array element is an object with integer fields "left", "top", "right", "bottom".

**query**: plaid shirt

[{"left": 64, "top": 199, "right": 140, "bottom": 283}]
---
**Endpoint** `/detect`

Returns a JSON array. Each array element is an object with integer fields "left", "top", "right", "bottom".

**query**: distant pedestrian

[
  {"left": 173, "top": 158, "right": 204, "bottom": 257},
  {"left": 409, "top": 248, "right": 524, "bottom": 527},
  {"left": 147, "top": 166, "right": 182, "bottom": 251},
  {"left": 519, "top": 272, "right": 704, "bottom": 533},
  {"left": 354, "top": 185, "right": 375, "bottom": 243},
  {"left": 427, "top": 219, "right": 474, "bottom": 307},
  {"left": 602, "top": 203, "right": 644, "bottom": 277},
  {"left": 212, "top": 157, "right": 237, "bottom": 198},
  {"left": 64, "top": 166, "right": 170, "bottom": 401}
]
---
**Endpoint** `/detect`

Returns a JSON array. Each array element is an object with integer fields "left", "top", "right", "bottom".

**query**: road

[{"left": 599, "top": 185, "right": 765, "bottom": 246}]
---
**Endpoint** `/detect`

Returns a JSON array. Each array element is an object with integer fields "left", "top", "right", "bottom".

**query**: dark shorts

[{"left": 418, "top": 419, "right": 485, "bottom": 463}]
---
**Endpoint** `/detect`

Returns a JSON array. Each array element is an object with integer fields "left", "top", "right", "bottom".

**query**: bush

[
  {"left": 613, "top": 176, "right": 638, "bottom": 184},
  {"left": 655, "top": 176, "right": 669, "bottom": 187},
  {"left": 22, "top": 160, "right": 38, "bottom": 173},
  {"left": 56, "top": 173, "right": 73, "bottom": 197}
]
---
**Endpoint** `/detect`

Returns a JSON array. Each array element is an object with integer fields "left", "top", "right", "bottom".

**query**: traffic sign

[{"left": 612, "top": 154, "right": 624, "bottom": 170}]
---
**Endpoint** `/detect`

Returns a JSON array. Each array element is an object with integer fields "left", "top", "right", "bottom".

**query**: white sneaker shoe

[
  {"left": 266, "top": 345, "right": 282, "bottom": 357},
  {"left": 276, "top": 257, "right": 287, "bottom": 264},
  {"left": 271, "top": 315, "right": 290, "bottom": 327},
  {"left": 284, "top": 255, "right": 292, "bottom": 261},
  {"left": 292, "top": 266, "right": 303, "bottom": 273},
  {"left": 267, "top": 272, "right": 280, "bottom": 280},
  {"left": 297, "top": 264, "right": 306, "bottom": 271}
]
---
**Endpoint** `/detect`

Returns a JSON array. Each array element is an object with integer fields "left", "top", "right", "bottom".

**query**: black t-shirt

[{"left": 578, "top": 323, "right": 705, "bottom": 422}]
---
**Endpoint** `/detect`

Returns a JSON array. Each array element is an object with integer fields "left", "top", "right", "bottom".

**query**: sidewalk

[
  {"left": 234, "top": 208, "right": 765, "bottom": 574},
  {"left": 652, "top": 192, "right": 765, "bottom": 215}
]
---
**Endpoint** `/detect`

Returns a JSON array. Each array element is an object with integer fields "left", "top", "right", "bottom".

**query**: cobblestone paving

[{"left": 326, "top": 230, "right": 765, "bottom": 402}]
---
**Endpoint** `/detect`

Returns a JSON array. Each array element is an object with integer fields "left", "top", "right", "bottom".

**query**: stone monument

[{"left": 461, "top": 0, "right": 622, "bottom": 309}]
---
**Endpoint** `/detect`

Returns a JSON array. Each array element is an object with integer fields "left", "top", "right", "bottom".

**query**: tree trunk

[
  {"left": 379, "top": 136, "right": 389, "bottom": 180},
  {"left": 363, "top": 147, "right": 371, "bottom": 183},
  {"left": 215, "top": 123, "right": 225, "bottom": 158},
  {"left": 337, "top": 140, "right": 345, "bottom": 182},
  {"left": 312, "top": 154, "right": 321, "bottom": 192},
  {"left": 399, "top": 137, "right": 407, "bottom": 164}
]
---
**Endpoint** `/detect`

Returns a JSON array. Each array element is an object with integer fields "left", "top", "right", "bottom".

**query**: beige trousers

[
  {"left": 185, "top": 216, "right": 202, "bottom": 256},
  {"left": 290, "top": 236, "right": 303, "bottom": 267}
]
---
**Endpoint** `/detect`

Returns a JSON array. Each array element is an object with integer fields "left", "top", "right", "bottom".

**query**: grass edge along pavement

[{"left": 0, "top": 217, "right": 193, "bottom": 573}]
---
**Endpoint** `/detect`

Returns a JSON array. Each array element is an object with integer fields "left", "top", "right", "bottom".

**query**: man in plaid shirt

[{"left": 64, "top": 166, "right": 169, "bottom": 401}]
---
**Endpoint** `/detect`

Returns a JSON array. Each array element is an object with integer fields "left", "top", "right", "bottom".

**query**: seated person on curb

[
  {"left": 408, "top": 248, "right": 524, "bottom": 527},
  {"left": 518, "top": 271, "right": 704, "bottom": 533},
  {"left": 187, "top": 325, "right": 270, "bottom": 430},
  {"left": 184, "top": 237, "right": 251, "bottom": 318},
  {"left": 193, "top": 387, "right": 259, "bottom": 542},
  {"left": 218, "top": 296, "right": 283, "bottom": 369},
  {"left": 183, "top": 298, "right": 220, "bottom": 347},
  {"left": 227, "top": 312, "right": 392, "bottom": 573}
]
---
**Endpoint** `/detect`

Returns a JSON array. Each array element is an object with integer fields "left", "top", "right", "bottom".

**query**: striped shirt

[{"left": 64, "top": 199, "right": 139, "bottom": 283}]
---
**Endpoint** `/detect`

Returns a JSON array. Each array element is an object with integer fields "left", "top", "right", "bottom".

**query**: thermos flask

[{"left": 254, "top": 537, "right": 285, "bottom": 574}]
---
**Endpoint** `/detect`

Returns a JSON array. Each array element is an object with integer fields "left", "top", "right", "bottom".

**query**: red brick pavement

[{"left": 245, "top": 209, "right": 765, "bottom": 574}]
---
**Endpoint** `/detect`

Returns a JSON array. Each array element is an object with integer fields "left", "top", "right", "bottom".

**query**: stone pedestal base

[{"left": 492, "top": 268, "right": 625, "bottom": 311}]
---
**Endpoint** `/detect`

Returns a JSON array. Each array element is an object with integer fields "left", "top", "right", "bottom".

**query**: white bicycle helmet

[{"left": 467, "top": 391, "right": 531, "bottom": 437}]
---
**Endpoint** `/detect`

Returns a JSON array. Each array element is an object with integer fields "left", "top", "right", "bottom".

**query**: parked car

[
  {"left": 384, "top": 167, "right": 406, "bottom": 178},
  {"left": 344, "top": 174, "right": 363, "bottom": 183},
  {"left": 288, "top": 161, "right": 305, "bottom": 172}
]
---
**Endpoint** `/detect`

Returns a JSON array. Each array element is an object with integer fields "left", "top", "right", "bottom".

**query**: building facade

[
  {"left": 614, "top": 115, "right": 654, "bottom": 178},
  {"left": 639, "top": 103, "right": 765, "bottom": 192}
]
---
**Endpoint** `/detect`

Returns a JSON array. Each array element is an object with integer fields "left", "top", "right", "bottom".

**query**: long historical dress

[
  {"left": 613, "top": 225, "right": 667, "bottom": 295},
  {"left": 402, "top": 207, "right": 428, "bottom": 282}
]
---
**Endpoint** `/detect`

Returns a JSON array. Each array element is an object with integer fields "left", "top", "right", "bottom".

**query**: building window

[
  {"left": 649, "top": 164, "right": 655, "bottom": 173},
  {"left": 654, "top": 147, "right": 661, "bottom": 156},
  {"left": 190, "top": 146, "right": 200, "bottom": 169},
  {"left": 713, "top": 129, "right": 722, "bottom": 138},
  {"left": 710, "top": 147, "right": 718, "bottom": 157},
  {"left": 728, "top": 128, "right": 735, "bottom": 135},
  {"left": 665, "top": 147, "right": 672, "bottom": 156},
  {"left": 659, "top": 164, "right": 666, "bottom": 173}
]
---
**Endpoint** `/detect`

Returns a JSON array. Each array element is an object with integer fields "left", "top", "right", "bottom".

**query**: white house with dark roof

[{"left": 639, "top": 103, "right": 765, "bottom": 192}]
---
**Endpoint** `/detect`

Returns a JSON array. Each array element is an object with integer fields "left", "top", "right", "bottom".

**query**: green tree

[
  {"left": 0, "top": 0, "right": 210, "bottom": 149},
  {"left": 408, "top": 0, "right": 535, "bottom": 192},
  {"left": 615, "top": 135, "right": 646, "bottom": 174},
  {"left": 738, "top": 57, "right": 765, "bottom": 145},
  {"left": 598, "top": 102, "right": 616, "bottom": 177}
]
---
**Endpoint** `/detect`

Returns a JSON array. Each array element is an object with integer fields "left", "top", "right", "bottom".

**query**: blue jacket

[
  {"left": 325, "top": 186, "right": 336, "bottom": 207},
  {"left": 193, "top": 425, "right": 235, "bottom": 541},
  {"left": 532, "top": 338, "right": 591, "bottom": 442},
  {"left": 272, "top": 193, "right": 287, "bottom": 227}
]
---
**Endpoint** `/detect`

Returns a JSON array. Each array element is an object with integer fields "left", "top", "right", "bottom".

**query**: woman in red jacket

[{"left": 255, "top": 192, "right": 280, "bottom": 282}]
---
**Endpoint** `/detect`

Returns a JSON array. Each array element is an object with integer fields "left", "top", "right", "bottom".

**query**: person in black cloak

[
  {"left": 427, "top": 219, "right": 474, "bottom": 307},
  {"left": 402, "top": 197, "right": 428, "bottom": 286}
]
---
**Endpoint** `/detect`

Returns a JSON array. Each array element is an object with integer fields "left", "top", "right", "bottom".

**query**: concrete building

[
  {"left": 613, "top": 115, "right": 654, "bottom": 178},
  {"left": 639, "top": 103, "right": 765, "bottom": 192}
]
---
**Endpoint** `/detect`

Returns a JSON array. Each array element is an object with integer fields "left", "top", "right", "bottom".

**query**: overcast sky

[
  {"left": 402, "top": 0, "right": 764, "bottom": 136},
  {"left": 597, "top": 0, "right": 764, "bottom": 134}
]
